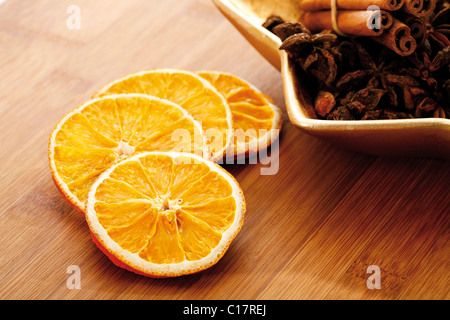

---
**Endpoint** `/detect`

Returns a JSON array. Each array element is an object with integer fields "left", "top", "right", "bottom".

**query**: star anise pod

[
  {"left": 383, "top": 74, "right": 428, "bottom": 110},
  {"left": 335, "top": 41, "right": 393, "bottom": 91},
  {"left": 337, "top": 88, "right": 386, "bottom": 118},
  {"left": 327, "top": 106, "right": 355, "bottom": 120},
  {"left": 335, "top": 41, "right": 432, "bottom": 113},
  {"left": 277, "top": 28, "right": 337, "bottom": 59},
  {"left": 336, "top": 43, "right": 397, "bottom": 104},
  {"left": 272, "top": 21, "right": 312, "bottom": 41},
  {"left": 274, "top": 23, "right": 338, "bottom": 87},
  {"left": 415, "top": 96, "right": 439, "bottom": 117},
  {"left": 261, "top": 15, "right": 285, "bottom": 33},
  {"left": 328, "top": 40, "right": 358, "bottom": 75},
  {"left": 424, "top": 6, "right": 450, "bottom": 50},
  {"left": 434, "top": 79, "right": 450, "bottom": 118},
  {"left": 404, "top": 47, "right": 450, "bottom": 91}
]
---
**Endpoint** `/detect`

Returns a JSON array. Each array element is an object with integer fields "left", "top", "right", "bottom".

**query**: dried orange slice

[
  {"left": 49, "top": 94, "right": 206, "bottom": 213},
  {"left": 93, "top": 69, "right": 233, "bottom": 162},
  {"left": 198, "top": 71, "right": 282, "bottom": 156},
  {"left": 85, "top": 151, "right": 246, "bottom": 277}
]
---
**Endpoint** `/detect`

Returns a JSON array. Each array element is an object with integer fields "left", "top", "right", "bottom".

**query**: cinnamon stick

[
  {"left": 300, "top": 10, "right": 393, "bottom": 37},
  {"left": 401, "top": 0, "right": 436, "bottom": 17},
  {"left": 372, "top": 18, "right": 417, "bottom": 56},
  {"left": 299, "top": 0, "right": 405, "bottom": 11},
  {"left": 402, "top": 14, "right": 427, "bottom": 46}
]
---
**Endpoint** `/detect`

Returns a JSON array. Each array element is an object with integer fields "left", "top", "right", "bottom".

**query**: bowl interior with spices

[{"left": 212, "top": 0, "right": 450, "bottom": 160}]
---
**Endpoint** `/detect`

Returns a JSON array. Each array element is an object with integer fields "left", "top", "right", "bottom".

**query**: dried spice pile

[{"left": 263, "top": 3, "right": 450, "bottom": 120}]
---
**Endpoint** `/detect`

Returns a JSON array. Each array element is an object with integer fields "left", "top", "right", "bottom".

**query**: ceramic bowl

[{"left": 212, "top": 0, "right": 450, "bottom": 159}]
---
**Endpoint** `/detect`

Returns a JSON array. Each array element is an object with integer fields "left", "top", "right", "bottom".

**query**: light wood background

[{"left": 0, "top": 0, "right": 448, "bottom": 300}]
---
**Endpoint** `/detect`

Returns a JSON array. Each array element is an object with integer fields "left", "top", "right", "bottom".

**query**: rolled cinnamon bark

[
  {"left": 300, "top": 10, "right": 393, "bottom": 37},
  {"left": 299, "top": 0, "right": 405, "bottom": 11},
  {"left": 372, "top": 18, "right": 417, "bottom": 56},
  {"left": 401, "top": 0, "right": 436, "bottom": 17},
  {"left": 403, "top": 15, "right": 427, "bottom": 46}
]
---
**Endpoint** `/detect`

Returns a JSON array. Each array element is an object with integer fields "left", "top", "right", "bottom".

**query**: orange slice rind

[
  {"left": 85, "top": 151, "right": 246, "bottom": 277},
  {"left": 93, "top": 69, "right": 233, "bottom": 162},
  {"left": 49, "top": 93, "right": 207, "bottom": 213},
  {"left": 197, "top": 71, "right": 282, "bottom": 157}
]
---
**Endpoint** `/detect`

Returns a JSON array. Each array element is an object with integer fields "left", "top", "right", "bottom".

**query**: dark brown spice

[
  {"left": 261, "top": 15, "right": 285, "bottom": 32},
  {"left": 424, "top": 6, "right": 450, "bottom": 50},
  {"left": 272, "top": 22, "right": 312, "bottom": 41},
  {"left": 314, "top": 90, "right": 336, "bottom": 117},
  {"left": 263, "top": 4, "right": 450, "bottom": 120}
]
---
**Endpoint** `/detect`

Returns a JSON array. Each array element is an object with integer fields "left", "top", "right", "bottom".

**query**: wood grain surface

[{"left": 0, "top": 0, "right": 448, "bottom": 300}]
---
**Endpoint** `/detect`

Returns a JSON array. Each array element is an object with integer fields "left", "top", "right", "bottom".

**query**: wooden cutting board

[{"left": 0, "top": 0, "right": 448, "bottom": 300}]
